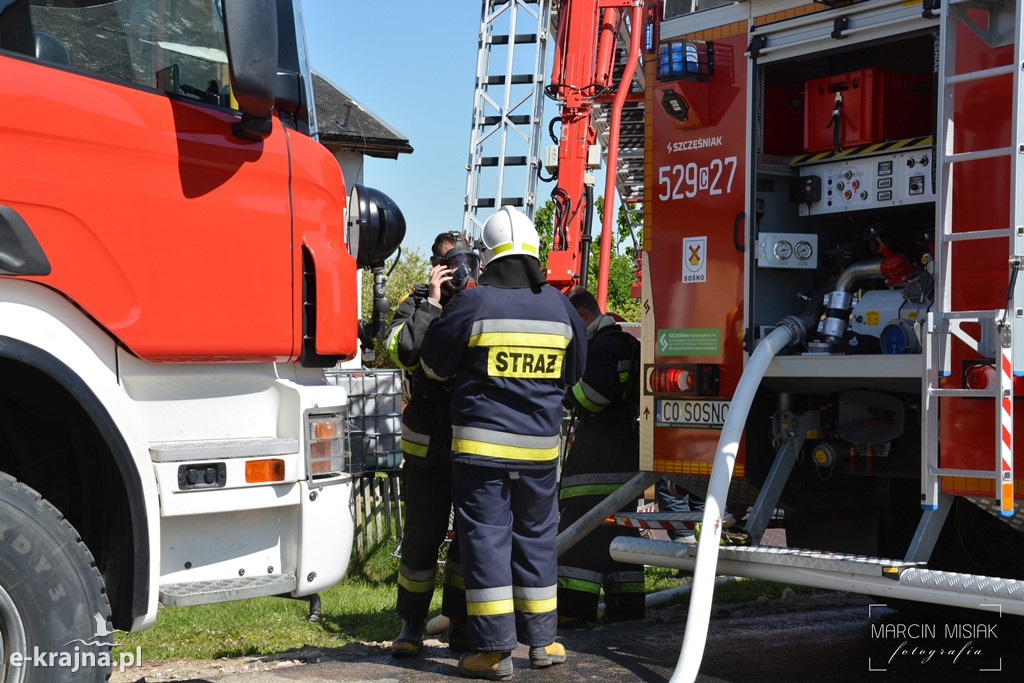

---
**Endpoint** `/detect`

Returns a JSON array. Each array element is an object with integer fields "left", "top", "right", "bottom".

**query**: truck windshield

[{"left": 27, "top": 0, "right": 236, "bottom": 109}]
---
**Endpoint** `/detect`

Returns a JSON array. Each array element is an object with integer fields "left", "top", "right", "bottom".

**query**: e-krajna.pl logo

[{"left": 6, "top": 612, "right": 142, "bottom": 674}]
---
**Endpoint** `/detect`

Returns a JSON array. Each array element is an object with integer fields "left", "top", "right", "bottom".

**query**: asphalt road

[{"left": 113, "top": 589, "right": 1023, "bottom": 682}]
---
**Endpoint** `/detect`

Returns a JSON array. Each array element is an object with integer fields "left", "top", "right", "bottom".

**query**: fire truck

[
  {"left": 0, "top": 0, "right": 403, "bottom": 679},
  {"left": 541, "top": 0, "right": 1024, "bottom": 678}
]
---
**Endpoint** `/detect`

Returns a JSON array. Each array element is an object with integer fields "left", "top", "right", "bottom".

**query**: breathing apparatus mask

[{"left": 431, "top": 244, "right": 480, "bottom": 292}]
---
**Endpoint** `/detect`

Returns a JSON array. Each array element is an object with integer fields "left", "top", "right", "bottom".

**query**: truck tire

[{"left": 0, "top": 472, "right": 111, "bottom": 683}]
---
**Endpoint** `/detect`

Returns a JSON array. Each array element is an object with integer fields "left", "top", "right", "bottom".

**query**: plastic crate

[
  {"left": 326, "top": 368, "right": 403, "bottom": 473},
  {"left": 803, "top": 68, "right": 931, "bottom": 153}
]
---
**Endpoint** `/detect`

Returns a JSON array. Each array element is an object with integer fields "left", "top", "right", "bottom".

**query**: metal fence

[{"left": 325, "top": 367, "right": 406, "bottom": 558}]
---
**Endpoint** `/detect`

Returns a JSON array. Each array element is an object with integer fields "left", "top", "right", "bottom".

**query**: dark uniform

[
  {"left": 386, "top": 284, "right": 457, "bottom": 635},
  {"left": 420, "top": 256, "right": 587, "bottom": 654},
  {"left": 557, "top": 315, "right": 645, "bottom": 623}
]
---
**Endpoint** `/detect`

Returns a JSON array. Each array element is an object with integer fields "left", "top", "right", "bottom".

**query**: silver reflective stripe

[
  {"left": 577, "top": 379, "right": 610, "bottom": 407},
  {"left": 465, "top": 586, "right": 514, "bottom": 602},
  {"left": 401, "top": 424, "right": 431, "bottom": 446},
  {"left": 453, "top": 425, "right": 560, "bottom": 450},
  {"left": 400, "top": 564, "right": 437, "bottom": 583},
  {"left": 470, "top": 318, "right": 573, "bottom": 338},
  {"left": 605, "top": 570, "right": 644, "bottom": 583},
  {"left": 512, "top": 584, "right": 557, "bottom": 600},
  {"left": 557, "top": 566, "right": 603, "bottom": 584},
  {"left": 420, "top": 357, "right": 450, "bottom": 381}
]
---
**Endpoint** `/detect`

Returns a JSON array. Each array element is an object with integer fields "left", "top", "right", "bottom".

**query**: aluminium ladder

[{"left": 923, "top": 0, "right": 1024, "bottom": 518}]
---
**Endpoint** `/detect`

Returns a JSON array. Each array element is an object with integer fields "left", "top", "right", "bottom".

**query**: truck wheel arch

[{"left": 0, "top": 335, "right": 149, "bottom": 631}]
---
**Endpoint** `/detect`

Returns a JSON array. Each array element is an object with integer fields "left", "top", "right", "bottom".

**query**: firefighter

[
  {"left": 556, "top": 287, "right": 646, "bottom": 626},
  {"left": 387, "top": 232, "right": 479, "bottom": 658},
  {"left": 420, "top": 206, "right": 587, "bottom": 680}
]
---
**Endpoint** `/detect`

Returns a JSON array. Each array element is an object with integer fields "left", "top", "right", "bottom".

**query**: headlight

[
  {"left": 346, "top": 184, "right": 406, "bottom": 269},
  {"left": 306, "top": 411, "right": 346, "bottom": 476}
]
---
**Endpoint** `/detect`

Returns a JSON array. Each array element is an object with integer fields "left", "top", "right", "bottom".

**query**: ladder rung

[
  {"left": 928, "top": 467, "right": 998, "bottom": 479},
  {"left": 941, "top": 227, "right": 1013, "bottom": 242},
  {"left": 490, "top": 34, "right": 539, "bottom": 46},
  {"left": 480, "top": 115, "right": 531, "bottom": 126},
  {"left": 474, "top": 198, "right": 524, "bottom": 208},
  {"left": 946, "top": 146, "right": 1013, "bottom": 164},
  {"left": 485, "top": 74, "right": 535, "bottom": 85},
  {"left": 934, "top": 309, "right": 1003, "bottom": 322},
  {"left": 946, "top": 63, "right": 1016, "bottom": 86},
  {"left": 926, "top": 387, "right": 1001, "bottom": 398},
  {"left": 479, "top": 156, "right": 529, "bottom": 167}
]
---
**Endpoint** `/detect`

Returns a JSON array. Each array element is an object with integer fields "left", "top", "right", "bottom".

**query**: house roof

[{"left": 312, "top": 71, "right": 414, "bottom": 159}]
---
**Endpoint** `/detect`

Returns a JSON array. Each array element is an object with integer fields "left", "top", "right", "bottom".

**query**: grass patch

[{"left": 115, "top": 538, "right": 826, "bottom": 661}]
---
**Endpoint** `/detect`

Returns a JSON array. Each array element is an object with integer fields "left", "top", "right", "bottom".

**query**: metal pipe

[
  {"left": 555, "top": 470, "right": 657, "bottom": 556},
  {"left": 596, "top": 1, "right": 644, "bottom": 310}
]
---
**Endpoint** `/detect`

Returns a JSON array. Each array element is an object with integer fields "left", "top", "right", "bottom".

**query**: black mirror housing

[{"left": 223, "top": 0, "right": 278, "bottom": 140}]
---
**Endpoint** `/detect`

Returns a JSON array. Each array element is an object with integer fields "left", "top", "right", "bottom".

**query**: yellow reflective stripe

[
  {"left": 467, "top": 598, "right": 515, "bottom": 616},
  {"left": 571, "top": 382, "right": 605, "bottom": 413},
  {"left": 558, "top": 576, "right": 601, "bottom": 594},
  {"left": 444, "top": 572, "right": 465, "bottom": 591},
  {"left": 401, "top": 439, "right": 429, "bottom": 458},
  {"left": 559, "top": 483, "right": 621, "bottom": 500},
  {"left": 452, "top": 437, "right": 559, "bottom": 462},
  {"left": 491, "top": 241, "right": 538, "bottom": 257},
  {"left": 469, "top": 332, "right": 570, "bottom": 349},
  {"left": 398, "top": 573, "right": 435, "bottom": 594},
  {"left": 513, "top": 595, "right": 557, "bottom": 613},
  {"left": 386, "top": 322, "right": 419, "bottom": 371}
]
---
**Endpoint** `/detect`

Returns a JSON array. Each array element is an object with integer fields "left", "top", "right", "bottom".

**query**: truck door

[
  {"left": 0, "top": 0, "right": 297, "bottom": 361},
  {"left": 643, "top": 11, "right": 748, "bottom": 478}
]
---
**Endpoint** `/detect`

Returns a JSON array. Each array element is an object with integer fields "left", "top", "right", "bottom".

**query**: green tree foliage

[{"left": 533, "top": 197, "right": 642, "bottom": 322}]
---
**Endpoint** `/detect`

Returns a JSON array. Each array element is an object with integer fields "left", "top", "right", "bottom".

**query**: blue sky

[{"left": 300, "top": 1, "right": 501, "bottom": 252}]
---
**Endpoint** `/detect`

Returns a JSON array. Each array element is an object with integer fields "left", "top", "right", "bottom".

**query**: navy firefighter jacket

[{"left": 419, "top": 261, "right": 586, "bottom": 469}]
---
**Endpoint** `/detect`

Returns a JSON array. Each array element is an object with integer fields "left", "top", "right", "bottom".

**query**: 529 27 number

[{"left": 657, "top": 156, "right": 738, "bottom": 201}]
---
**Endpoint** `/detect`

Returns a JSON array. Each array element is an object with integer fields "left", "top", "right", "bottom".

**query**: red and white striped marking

[{"left": 1000, "top": 346, "right": 1014, "bottom": 515}]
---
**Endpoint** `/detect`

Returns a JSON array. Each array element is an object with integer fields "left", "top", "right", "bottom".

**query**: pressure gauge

[
  {"left": 794, "top": 241, "right": 814, "bottom": 261},
  {"left": 773, "top": 240, "right": 793, "bottom": 260}
]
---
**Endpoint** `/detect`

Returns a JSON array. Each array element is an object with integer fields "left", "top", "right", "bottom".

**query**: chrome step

[
  {"left": 159, "top": 573, "right": 296, "bottom": 606},
  {"left": 900, "top": 568, "right": 1024, "bottom": 600},
  {"left": 609, "top": 537, "right": 1024, "bottom": 615}
]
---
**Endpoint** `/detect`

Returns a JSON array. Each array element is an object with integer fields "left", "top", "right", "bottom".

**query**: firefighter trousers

[
  {"left": 451, "top": 461, "right": 559, "bottom": 652},
  {"left": 396, "top": 459, "right": 453, "bottom": 625},
  {"left": 557, "top": 503, "right": 645, "bottom": 622}
]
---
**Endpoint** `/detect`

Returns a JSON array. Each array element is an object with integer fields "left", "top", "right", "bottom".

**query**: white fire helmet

[{"left": 478, "top": 206, "right": 540, "bottom": 266}]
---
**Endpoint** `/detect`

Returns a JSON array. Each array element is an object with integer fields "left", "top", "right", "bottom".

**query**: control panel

[{"left": 797, "top": 149, "right": 934, "bottom": 216}]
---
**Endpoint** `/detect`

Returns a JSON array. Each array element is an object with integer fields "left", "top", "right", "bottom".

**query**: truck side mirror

[{"left": 222, "top": 0, "right": 278, "bottom": 141}]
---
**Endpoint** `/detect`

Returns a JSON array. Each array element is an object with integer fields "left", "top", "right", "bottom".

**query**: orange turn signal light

[{"left": 245, "top": 459, "right": 285, "bottom": 483}]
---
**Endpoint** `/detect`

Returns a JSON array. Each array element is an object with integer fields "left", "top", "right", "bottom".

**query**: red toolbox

[{"left": 803, "top": 68, "right": 932, "bottom": 153}]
